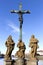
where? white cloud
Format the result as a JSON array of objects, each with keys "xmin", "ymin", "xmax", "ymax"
[
  {"xmin": 8, "ymin": 24, "xmax": 19, "ymax": 33},
  {"xmin": 8, "ymin": 23, "xmax": 25, "ymax": 34}
]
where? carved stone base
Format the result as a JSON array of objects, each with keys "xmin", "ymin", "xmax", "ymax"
[
  {"xmin": 4, "ymin": 60, "xmax": 15, "ymax": 65},
  {"xmin": 15, "ymin": 58, "xmax": 25, "ymax": 65},
  {"xmin": 26, "ymin": 59, "xmax": 38, "ymax": 65}
]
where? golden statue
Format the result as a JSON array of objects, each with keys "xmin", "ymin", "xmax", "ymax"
[
  {"xmin": 29, "ymin": 35, "xmax": 39, "ymax": 60},
  {"xmin": 5, "ymin": 35, "xmax": 15, "ymax": 60},
  {"xmin": 15, "ymin": 41, "xmax": 26, "ymax": 59}
]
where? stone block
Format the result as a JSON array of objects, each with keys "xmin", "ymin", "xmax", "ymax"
[
  {"xmin": 15, "ymin": 59, "xmax": 25, "ymax": 65},
  {"xmin": 26, "ymin": 59, "xmax": 38, "ymax": 65},
  {"xmin": 4, "ymin": 60, "xmax": 15, "ymax": 65}
]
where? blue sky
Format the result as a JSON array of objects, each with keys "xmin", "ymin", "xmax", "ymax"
[{"xmin": 0, "ymin": 0, "xmax": 43, "ymax": 54}]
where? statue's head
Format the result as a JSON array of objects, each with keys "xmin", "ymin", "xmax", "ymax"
[
  {"xmin": 31, "ymin": 35, "xmax": 35, "ymax": 38},
  {"xmin": 6, "ymin": 35, "xmax": 15, "ymax": 47},
  {"xmin": 8, "ymin": 35, "xmax": 12, "ymax": 40}
]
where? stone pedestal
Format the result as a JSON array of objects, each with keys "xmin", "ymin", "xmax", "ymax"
[
  {"xmin": 4, "ymin": 60, "xmax": 15, "ymax": 65},
  {"xmin": 15, "ymin": 58, "xmax": 25, "ymax": 65},
  {"xmin": 26, "ymin": 59, "xmax": 38, "ymax": 65}
]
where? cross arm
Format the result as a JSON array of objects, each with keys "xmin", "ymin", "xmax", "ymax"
[
  {"xmin": 23, "ymin": 10, "xmax": 30, "ymax": 14},
  {"xmin": 10, "ymin": 10, "xmax": 30, "ymax": 14},
  {"xmin": 10, "ymin": 10, "xmax": 19, "ymax": 13}
]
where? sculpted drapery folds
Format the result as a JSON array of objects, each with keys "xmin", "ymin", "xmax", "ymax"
[
  {"xmin": 29, "ymin": 35, "xmax": 39, "ymax": 59},
  {"xmin": 5, "ymin": 35, "xmax": 15, "ymax": 60},
  {"xmin": 15, "ymin": 41, "xmax": 26, "ymax": 59}
]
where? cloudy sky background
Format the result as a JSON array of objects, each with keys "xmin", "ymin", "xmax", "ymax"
[{"xmin": 0, "ymin": 0, "xmax": 43, "ymax": 54}]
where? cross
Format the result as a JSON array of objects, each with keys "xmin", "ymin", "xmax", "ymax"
[{"xmin": 10, "ymin": 3, "xmax": 30, "ymax": 42}]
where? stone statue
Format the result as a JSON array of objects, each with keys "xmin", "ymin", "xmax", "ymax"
[
  {"xmin": 29, "ymin": 35, "xmax": 39, "ymax": 60},
  {"xmin": 15, "ymin": 41, "xmax": 26, "ymax": 59},
  {"xmin": 5, "ymin": 35, "xmax": 15, "ymax": 60}
]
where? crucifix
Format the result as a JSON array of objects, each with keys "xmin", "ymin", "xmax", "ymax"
[{"xmin": 10, "ymin": 3, "xmax": 30, "ymax": 42}]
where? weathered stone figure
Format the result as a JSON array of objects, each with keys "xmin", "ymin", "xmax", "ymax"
[
  {"xmin": 5, "ymin": 35, "xmax": 15, "ymax": 60},
  {"xmin": 29, "ymin": 35, "xmax": 39, "ymax": 60},
  {"xmin": 15, "ymin": 41, "xmax": 26, "ymax": 59}
]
